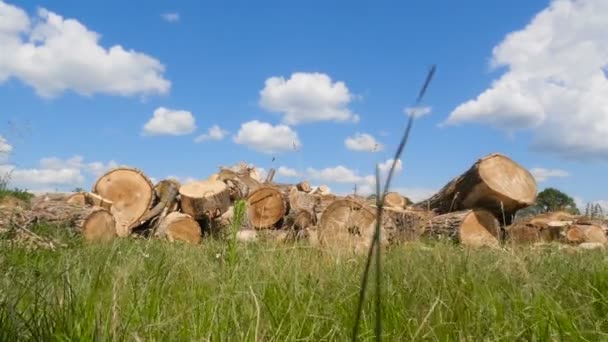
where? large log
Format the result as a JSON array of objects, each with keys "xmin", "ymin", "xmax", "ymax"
[
  {"xmin": 246, "ymin": 186, "xmax": 287, "ymax": 229},
  {"xmin": 179, "ymin": 180, "xmax": 231, "ymax": 220},
  {"xmin": 31, "ymin": 201, "xmax": 116, "ymax": 242},
  {"xmin": 317, "ymin": 198, "xmax": 384, "ymax": 253},
  {"xmin": 421, "ymin": 209, "xmax": 501, "ymax": 247},
  {"xmin": 156, "ymin": 212, "xmax": 201, "ymax": 244},
  {"xmin": 376, "ymin": 206, "xmax": 435, "ymax": 243},
  {"xmin": 92, "ymin": 167, "xmax": 155, "ymax": 237},
  {"xmin": 412, "ymin": 153, "xmax": 537, "ymax": 224}
]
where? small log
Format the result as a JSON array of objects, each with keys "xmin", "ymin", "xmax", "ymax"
[
  {"xmin": 296, "ymin": 181, "xmax": 311, "ymax": 193},
  {"xmin": 317, "ymin": 198, "xmax": 383, "ymax": 253},
  {"xmin": 84, "ymin": 192, "xmax": 113, "ymax": 210},
  {"xmin": 179, "ymin": 180, "xmax": 231, "ymax": 220},
  {"xmin": 92, "ymin": 167, "xmax": 155, "ymax": 237},
  {"xmin": 156, "ymin": 212, "xmax": 201, "ymax": 244},
  {"xmin": 421, "ymin": 209, "xmax": 501, "ymax": 247},
  {"xmin": 265, "ymin": 168, "xmax": 276, "ymax": 183},
  {"xmin": 384, "ymin": 192, "xmax": 406, "ymax": 209},
  {"xmin": 218, "ymin": 168, "xmax": 261, "ymax": 200},
  {"xmin": 566, "ymin": 224, "xmax": 607, "ymax": 244},
  {"xmin": 130, "ymin": 179, "xmax": 180, "ymax": 230},
  {"xmin": 66, "ymin": 192, "xmax": 87, "ymax": 205},
  {"xmin": 283, "ymin": 209, "xmax": 316, "ymax": 231},
  {"xmin": 246, "ymin": 186, "xmax": 287, "ymax": 229},
  {"xmin": 289, "ymin": 188, "xmax": 318, "ymax": 213},
  {"xmin": 29, "ymin": 201, "xmax": 116, "ymax": 242},
  {"xmin": 412, "ymin": 153, "xmax": 537, "ymax": 224}
]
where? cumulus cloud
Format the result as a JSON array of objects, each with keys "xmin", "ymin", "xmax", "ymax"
[
  {"xmin": 143, "ymin": 107, "xmax": 196, "ymax": 136},
  {"xmin": 306, "ymin": 165, "xmax": 374, "ymax": 185},
  {"xmin": 0, "ymin": 135, "xmax": 12, "ymax": 158},
  {"xmin": 0, "ymin": 1, "xmax": 170, "ymax": 98},
  {"xmin": 530, "ymin": 167, "xmax": 569, "ymax": 182},
  {"xmin": 161, "ymin": 12, "xmax": 180, "ymax": 23},
  {"xmin": 442, "ymin": 0, "xmax": 608, "ymax": 160},
  {"xmin": 233, "ymin": 120, "xmax": 300, "ymax": 154},
  {"xmin": 194, "ymin": 125, "xmax": 228, "ymax": 143},
  {"xmin": 344, "ymin": 133, "xmax": 383, "ymax": 152},
  {"xmin": 0, "ymin": 155, "xmax": 117, "ymax": 191},
  {"xmin": 378, "ymin": 158, "xmax": 403, "ymax": 174},
  {"xmin": 259, "ymin": 72, "xmax": 359, "ymax": 125},
  {"xmin": 404, "ymin": 106, "xmax": 432, "ymax": 118},
  {"xmin": 277, "ymin": 166, "xmax": 299, "ymax": 178}
]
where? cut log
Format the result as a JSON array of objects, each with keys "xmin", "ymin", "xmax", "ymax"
[
  {"xmin": 84, "ymin": 192, "xmax": 113, "ymax": 211},
  {"xmin": 566, "ymin": 224, "xmax": 607, "ymax": 244},
  {"xmin": 130, "ymin": 179, "xmax": 180, "ymax": 230},
  {"xmin": 412, "ymin": 153, "xmax": 537, "ymax": 224},
  {"xmin": 66, "ymin": 192, "xmax": 87, "ymax": 205},
  {"xmin": 218, "ymin": 168, "xmax": 261, "ymax": 201},
  {"xmin": 179, "ymin": 180, "xmax": 231, "ymax": 220},
  {"xmin": 376, "ymin": 206, "xmax": 435, "ymax": 243},
  {"xmin": 296, "ymin": 181, "xmax": 312, "ymax": 193},
  {"xmin": 421, "ymin": 209, "xmax": 501, "ymax": 247},
  {"xmin": 156, "ymin": 212, "xmax": 201, "ymax": 244},
  {"xmin": 289, "ymin": 188, "xmax": 318, "ymax": 213},
  {"xmin": 92, "ymin": 167, "xmax": 155, "ymax": 237},
  {"xmin": 384, "ymin": 192, "xmax": 407, "ymax": 209},
  {"xmin": 28, "ymin": 201, "xmax": 116, "ymax": 242},
  {"xmin": 284, "ymin": 209, "xmax": 316, "ymax": 231},
  {"xmin": 317, "ymin": 199, "xmax": 382, "ymax": 253},
  {"xmin": 506, "ymin": 220, "xmax": 562, "ymax": 244},
  {"xmin": 246, "ymin": 186, "xmax": 287, "ymax": 229}
]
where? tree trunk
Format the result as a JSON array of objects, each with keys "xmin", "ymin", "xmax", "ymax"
[
  {"xmin": 376, "ymin": 206, "xmax": 435, "ymax": 243},
  {"xmin": 317, "ymin": 198, "xmax": 383, "ymax": 253},
  {"xmin": 246, "ymin": 186, "xmax": 287, "ymax": 229},
  {"xmin": 421, "ymin": 209, "xmax": 501, "ymax": 247},
  {"xmin": 179, "ymin": 180, "xmax": 232, "ymax": 220},
  {"xmin": 156, "ymin": 212, "xmax": 202, "ymax": 244},
  {"xmin": 92, "ymin": 167, "xmax": 155, "ymax": 237},
  {"xmin": 412, "ymin": 153, "xmax": 537, "ymax": 224}
]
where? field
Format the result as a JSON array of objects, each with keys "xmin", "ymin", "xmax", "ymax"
[{"xmin": 2, "ymin": 223, "xmax": 608, "ymax": 341}]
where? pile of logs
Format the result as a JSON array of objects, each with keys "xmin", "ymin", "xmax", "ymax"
[{"xmin": 2, "ymin": 153, "xmax": 606, "ymax": 251}]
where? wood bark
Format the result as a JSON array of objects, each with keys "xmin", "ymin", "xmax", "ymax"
[
  {"xmin": 129, "ymin": 179, "xmax": 180, "ymax": 230},
  {"xmin": 179, "ymin": 180, "xmax": 232, "ymax": 220},
  {"xmin": 375, "ymin": 206, "xmax": 435, "ymax": 243},
  {"xmin": 92, "ymin": 167, "xmax": 155, "ymax": 237},
  {"xmin": 218, "ymin": 168, "xmax": 261, "ymax": 201},
  {"xmin": 421, "ymin": 209, "xmax": 501, "ymax": 247},
  {"xmin": 156, "ymin": 212, "xmax": 202, "ymax": 244},
  {"xmin": 412, "ymin": 153, "xmax": 537, "ymax": 224},
  {"xmin": 297, "ymin": 181, "xmax": 312, "ymax": 193}
]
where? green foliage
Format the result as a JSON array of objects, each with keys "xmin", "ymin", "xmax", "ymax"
[
  {"xmin": 0, "ymin": 173, "xmax": 34, "ymax": 202},
  {"xmin": 1, "ymin": 232, "xmax": 608, "ymax": 340},
  {"xmin": 534, "ymin": 187, "xmax": 580, "ymax": 214},
  {"xmin": 225, "ymin": 199, "xmax": 246, "ymax": 268}
]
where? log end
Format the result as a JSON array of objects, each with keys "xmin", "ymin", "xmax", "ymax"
[
  {"xmin": 82, "ymin": 209, "xmax": 117, "ymax": 243},
  {"xmin": 459, "ymin": 210, "xmax": 501, "ymax": 248}
]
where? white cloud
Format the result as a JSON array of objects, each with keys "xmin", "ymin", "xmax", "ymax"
[
  {"xmin": 404, "ymin": 106, "xmax": 432, "ymax": 118},
  {"xmin": 530, "ymin": 167, "xmax": 569, "ymax": 182},
  {"xmin": 442, "ymin": 0, "xmax": 608, "ymax": 160},
  {"xmin": 161, "ymin": 12, "xmax": 180, "ymax": 23},
  {"xmin": 0, "ymin": 135, "xmax": 12, "ymax": 157},
  {"xmin": 142, "ymin": 107, "xmax": 196, "ymax": 136},
  {"xmin": 194, "ymin": 125, "xmax": 228, "ymax": 143},
  {"xmin": 391, "ymin": 187, "xmax": 437, "ymax": 203},
  {"xmin": 344, "ymin": 133, "xmax": 383, "ymax": 152},
  {"xmin": 0, "ymin": 1, "xmax": 170, "ymax": 98},
  {"xmin": 277, "ymin": 166, "xmax": 299, "ymax": 178},
  {"xmin": 307, "ymin": 165, "xmax": 373, "ymax": 185},
  {"xmin": 233, "ymin": 120, "xmax": 300, "ymax": 154},
  {"xmin": 259, "ymin": 72, "xmax": 359, "ymax": 125},
  {"xmin": 378, "ymin": 158, "xmax": 403, "ymax": 174}
]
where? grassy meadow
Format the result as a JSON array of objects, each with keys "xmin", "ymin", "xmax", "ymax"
[{"xmin": 1, "ymin": 222, "xmax": 608, "ymax": 341}]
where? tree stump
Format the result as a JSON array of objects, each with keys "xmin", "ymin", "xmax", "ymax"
[
  {"xmin": 246, "ymin": 186, "xmax": 287, "ymax": 229},
  {"xmin": 421, "ymin": 209, "xmax": 501, "ymax": 247},
  {"xmin": 156, "ymin": 212, "xmax": 202, "ymax": 244},
  {"xmin": 92, "ymin": 167, "xmax": 155, "ymax": 237},
  {"xmin": 179, "ymin": 180, "xmax": 231, "ymax": 220},
  {"xmin": 412, "ymin": 153, "xmax": 537, "ymax": 224}
]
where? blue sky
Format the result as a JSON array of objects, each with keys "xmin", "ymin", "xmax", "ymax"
[{"xmin": 0, "ymin": 0, "xmax": 607, "ymax": 209}]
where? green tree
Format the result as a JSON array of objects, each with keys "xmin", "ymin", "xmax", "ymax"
[{"xmin": 534, "ymin": 187, "xmax": 580, "ymax": 214}]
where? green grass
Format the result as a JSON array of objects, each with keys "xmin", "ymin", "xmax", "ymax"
[{"xmin": 1, "ymin": 224, "xmax": 608, "ymax": 341}]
